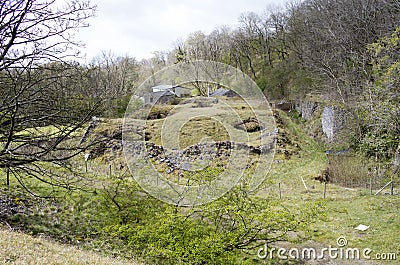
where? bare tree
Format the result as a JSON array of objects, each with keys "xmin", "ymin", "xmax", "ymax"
[
  {"xmin": 287, "ymin": 0, "xmax": 400, "ymax": 102},
  {"xmin": 88, "ymin": 51, "xmax": 139, "ymax": 116},
  {"xmin": 0, "ymin": 0, "xmax": 96, "ymax": 193}
]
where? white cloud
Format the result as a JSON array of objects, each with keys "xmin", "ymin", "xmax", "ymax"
[{"xmin": 76, "ymin": 0, "xmax": 288, "ymax": 61}]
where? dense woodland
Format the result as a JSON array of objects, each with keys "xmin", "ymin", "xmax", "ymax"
[{"xmin": 0, "ymin": 0, "xmax": 400, "ymax": 264}]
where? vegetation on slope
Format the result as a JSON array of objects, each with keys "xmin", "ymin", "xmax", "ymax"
[
  {"xmin": 1, "ymin": 108, "xmax": 398, "ymax": 264},
  {"xmin": 1, "ymin": 0, "xmax": 399, "ymax": 264},
  {"xmin": 0, "ymin": 229, "xmax": 137, "ymax": 265}
]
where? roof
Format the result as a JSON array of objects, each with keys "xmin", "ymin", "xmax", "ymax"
[
  {"xmin": 151, "ymin": 90, "xmax": 175, "ymax": 97},
  {"xmin": 152, "ymin": 84, "xmax": 173, "ymax": 92},
  {"xmin": 174, "ymin": 86, "xmax": 190, "ymax": 91},
  {"xmin": 210, "ymin": 88, "xmax": 229, "ymax": 97}
]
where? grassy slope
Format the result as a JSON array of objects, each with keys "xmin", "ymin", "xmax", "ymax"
[
  {"xmin": 0, "ymin": 106, "xmax": 398, "ymax": 264},
  {"xmin": 0, "ymin": 228, "xmax": 139, "ymax": 265},
  {"xmin": 259, "ymin": 110, "xmax": 400, "ymax": 264}
]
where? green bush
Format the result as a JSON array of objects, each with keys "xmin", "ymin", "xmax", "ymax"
[{"xmin": 97, "ymin": 180, "xmax": 324, "ymax": 265}]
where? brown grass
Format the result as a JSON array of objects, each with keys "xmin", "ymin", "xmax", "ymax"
[
  {"xmin": 327, "ymin": 153, "xmax": 371, "ymax": 188},
  {"xmin": 0, "ymin": 228, "xmax": 140, "ymax": 265}
]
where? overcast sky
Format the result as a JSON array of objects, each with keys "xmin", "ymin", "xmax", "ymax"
[{"xmin": 76, "ymin": 0, "xmax": 288, "ymax": 61}]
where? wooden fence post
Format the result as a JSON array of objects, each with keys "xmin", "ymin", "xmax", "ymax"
[
  {"xmin": 6, "ymin": 167, "xmax": 10, "ymax": 187},
  {"xmin": 278, "ymin": 183, "xmax": 282, "ymax": 199},
  {"xmin": 369, "ymin": 177, "xmax": 372, "ymax": 195},
  {"xmin": 391, "ymin": 175, "xmax": 394, "ymax": 195},
  {"xmin": 84, "ymin": 153, "xmax": 90, "ymax": 173}
]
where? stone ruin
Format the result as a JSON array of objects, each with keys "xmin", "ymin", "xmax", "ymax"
[
  {"xmin": 295, "ymin": 100, "xmax": 320, "ymax": 120},
  {"xmin": 294, "ymin": 100, "xmax": 348, "ymax": 142},
  {"xmin": 124, "ymin": 140, "xmax": 274, "ymax": 174},
  {"xmin": 321, "ymin": 106, "xmax": 347, "ymax": 142}
]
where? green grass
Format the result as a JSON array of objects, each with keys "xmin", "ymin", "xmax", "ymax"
[
  {"xmin": 177, "ymin": 116, "xmax": 229, "ymax": 148},
  {"xmin": 129, "ymin": 98, "xmax": 275, "ymax": 148},
  {"xmin": 257, "ymin": 109, "xmax": 400, "ymax": 264},
  {"xmin": 313, "ymin": 196, "xmax": 400, "ymax": 257},
  {"xmin": 1, "ymin": 102, "xmax": 399, "ymax": 264},
  {"xmin": 15, "ymin": 124, "xmax": 85, "ymax": 138}
]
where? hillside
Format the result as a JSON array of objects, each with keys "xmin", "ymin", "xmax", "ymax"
[
  {"xmin": 258, "ymin": 109, "xmax": 400, "ymax": 264},
  {"xmin": 0, "ymin": 229, "xmax": 138, "ymax": 265},
  {"xmin": 0, "ymin": 105, "xmax": 398, "ymax": 264},
  {"xmin": 1, "ymin": 0, "xmax": 399, "ymax": 264}
]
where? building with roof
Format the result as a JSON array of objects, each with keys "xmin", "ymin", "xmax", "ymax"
[
  {"xmin": 210, "ymin": 88, "xmax": 239, "ymax": 98},
  {"xmin": 152, "ymin": 84, "xmax": 173, "ymax": 93},
  {"xmin": 144, "ymin": 90, "xmax": 176, "ymax": 105},
  {"xmin": 143, "ymin": 84, "xmax": 192, "ymax": 105}
]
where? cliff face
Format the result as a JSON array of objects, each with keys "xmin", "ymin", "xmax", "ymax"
[
  {"xmin": 294, "ymin": 100, "xmax": 348, "ymax": 142},
  {"xmin": 321, "ymin": 106, "xmax": 347, "ymax": 142},
  {"xmin": 295, "ymin": 101, "xmax": 320, "ymax": 120}
]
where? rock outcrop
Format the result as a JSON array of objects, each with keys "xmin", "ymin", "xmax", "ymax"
[{"xmin": 321, "ymin": 106, "xmax": 347, "ymax": 141}]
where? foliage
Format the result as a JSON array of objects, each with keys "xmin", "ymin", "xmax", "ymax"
[
  {"xmin": 286, "ymin": 0, "xmax": 400, "ymax": 101},
  {"xmin": 100, "ymin": 184, "xmax": 324, "ymax": 265},
  {"xmin": 1, "ymin": 165, "xmax": 323, "ymax": 264},
  {"xmin": 2, "ymin": 1, "xmax": 400, "ymax": 264},
  {"xmin": 356, "ymin": 28, "xmax": 400, "ymax": 160},
  {"xmin": 260, "ymin": 57, "xmax": 315, "ymax": 99}
]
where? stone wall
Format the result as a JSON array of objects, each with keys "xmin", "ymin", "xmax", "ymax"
[
  {"xmin": 295, "ymin": 100, "xmax": 348, "ymax": 141},
  {"xmin": 295, "ymin": 100, "xmax": 320, "ymax": 120}
]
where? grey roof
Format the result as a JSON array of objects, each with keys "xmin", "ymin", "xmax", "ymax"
[
  {"xmin": 210, "ymin": 88, "xmax": 229, "ymax": 97},
  {"xmin": 152, "ymin": 90, "xmax": 175, "ymax": 97},
  {"xmin": 152, "ymin": 84, "xmax": 173, "ymax": 92}
]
